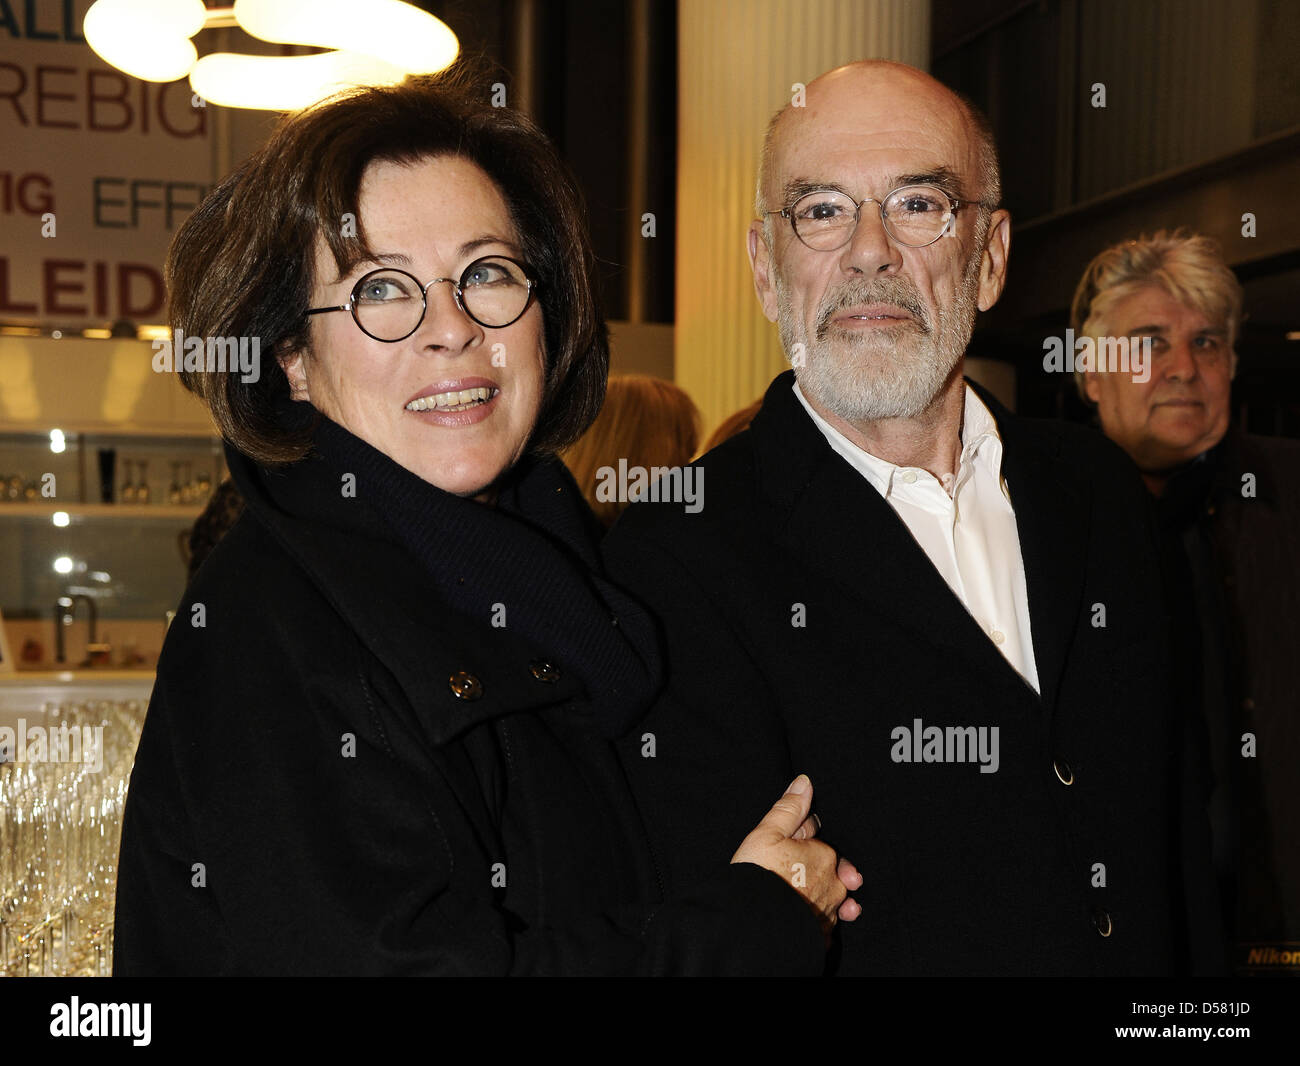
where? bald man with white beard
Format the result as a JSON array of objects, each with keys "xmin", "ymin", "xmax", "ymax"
[{"xmin": 606, "ymin": 60, "xmax": 1215, "ymax": 976}]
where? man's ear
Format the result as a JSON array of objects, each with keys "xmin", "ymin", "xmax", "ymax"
[
  {"xmin": 280, "ymin": 347, "xmax": 311, "ymax": 403},
  {"xmin": 976, "ymin": 208, "xmax": 1012, "ymax": 312},
  {"xmin": 747, "ymin": 221, "xmax": 780, "ymax": 323}
]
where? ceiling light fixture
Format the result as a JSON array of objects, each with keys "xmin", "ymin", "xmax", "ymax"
[{"xmin": 83, "ymin": 0, "xmax": 459, "ymax": 111}]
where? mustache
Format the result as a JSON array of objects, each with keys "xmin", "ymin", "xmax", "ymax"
[{"xmin": 814, "ymin": 279, "xmax": 930, "ymax": 340}]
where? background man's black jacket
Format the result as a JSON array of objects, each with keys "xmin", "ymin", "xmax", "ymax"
[
  {"xmin": 1158, "ymin": 429, "xmax": 1300, "ymax": 972},
  {"xmin": 112, "ymin": 418, "xmax": 822, "ymax": 976},
  {"xmin": 605, "ymin": 370, "xmax": 1214, "ymax": 976}
]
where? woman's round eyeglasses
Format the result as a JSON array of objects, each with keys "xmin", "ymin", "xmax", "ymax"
[
  {"xmin": 766, "ymin": 184, "xmax": 994, "ymax": 251},
  {"xmin": 306, "ymin": 255, "xmax": 539, "ymax": 341}
]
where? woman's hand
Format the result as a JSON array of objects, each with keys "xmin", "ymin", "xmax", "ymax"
[{"xmin": 730, "ymin": 774, "xmax": 863, "ymax": 939}]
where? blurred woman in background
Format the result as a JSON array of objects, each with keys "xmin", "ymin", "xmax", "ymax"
[{"xmin": 562, "ymin": 374, "xmax": 701, "ymax": 528}]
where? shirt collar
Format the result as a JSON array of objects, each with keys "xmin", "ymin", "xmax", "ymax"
[
  {"xmin": 792, "ymin": 379, "xmax": 1007, "ymax": 498},
  {"xmin": 960, "ymin": 385, "xmax": 1004, "ymax": 482}
]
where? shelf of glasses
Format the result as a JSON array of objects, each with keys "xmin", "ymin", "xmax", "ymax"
[
  {"xmin": 1, "ymin": 698, "xmax": 144, "ymax": 977},
  {"xmin": 0, "ymin": 502, "xmax": 205, "ymax": 520}
]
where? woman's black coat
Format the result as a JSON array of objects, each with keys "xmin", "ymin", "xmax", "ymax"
[{"xmin": 112, "ymin": 419, "xmax": 821, "ymax": 975}]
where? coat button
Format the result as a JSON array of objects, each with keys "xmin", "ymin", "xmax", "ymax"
[
  {"xmin": 1092, "ymin": 907, "xmax": 1112, "ymax": 937},
  {"xmin": 448, "ymin": 671, "xmax": 482, "ymax": 700},
  {"xmin": 1054, "ymin": 759, "xmax": 1074, "ymax": 786},
  {"xmin": 530, "ymin": 661, "xmax": 560, "ymax": 683}
]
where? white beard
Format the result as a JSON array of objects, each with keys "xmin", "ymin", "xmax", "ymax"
[{"xmin": 777, "ymin": 250, "xmax": 982, "ymax": 423}]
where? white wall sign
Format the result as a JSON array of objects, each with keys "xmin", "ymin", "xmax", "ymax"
[{"xmin": 0, "ymin": 0, "xmax": 214, "ymax": 326}]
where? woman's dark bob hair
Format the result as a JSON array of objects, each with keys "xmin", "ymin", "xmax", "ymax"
[{"xmin": 169, "ymin": 62, "xmax": 608, "ymax": 465}]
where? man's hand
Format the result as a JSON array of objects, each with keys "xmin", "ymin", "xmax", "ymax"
[{"xmin": 731, "ymin": 774, "xmax": 862, "ymax": 937}]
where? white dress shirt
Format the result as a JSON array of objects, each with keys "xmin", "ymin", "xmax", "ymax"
[{"xmin": 793, "ymin": 381, "xmax": 1039, "ymax": 692}]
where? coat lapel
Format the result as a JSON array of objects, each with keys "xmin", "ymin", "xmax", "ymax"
[
  {"xmin": 981, "ymin": 386, "xmax": 1092, "ymax": 718},
  {"xmin": 752, "ymin": 371, "xmax": 1093, "ymax": 714},
  {"xmin": 753, "ymin": 371, "xmax": 1031, "ymax": 696}
]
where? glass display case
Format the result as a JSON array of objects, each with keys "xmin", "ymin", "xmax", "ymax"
[{"xmin": 0, "ymin": 430, "xmax": 224, "ymax": 672}]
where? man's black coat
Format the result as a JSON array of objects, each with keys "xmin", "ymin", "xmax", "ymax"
[{"xmin": 605, "ymin": 370, "xmax": 1208, "ymax": 976}]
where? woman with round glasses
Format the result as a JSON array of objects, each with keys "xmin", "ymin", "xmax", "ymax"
[{"xmin": 112, "ymin": 66, "xmax": 857, "ymax": 975}]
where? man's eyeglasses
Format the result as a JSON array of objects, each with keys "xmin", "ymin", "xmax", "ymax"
[
  {"xmin": 306, "ymin": 255, "xmax": 539, "ymax": 341},
  {"xmin": 766, "ymin": 185, "xmax": 995, "ymax": 251}
]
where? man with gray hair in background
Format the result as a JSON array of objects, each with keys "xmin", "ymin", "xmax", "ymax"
[
  {"xmin": 1074, "ymin": 231, "xmax": 1300, "ymax": 976},
  {"xmin": 606, "ymin": 59, "xmax": 1214, "ymax": 975}
]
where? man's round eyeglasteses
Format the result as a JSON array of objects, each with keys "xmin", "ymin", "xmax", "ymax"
[
  {"xmin": 766, "ymin": 184, "xmax": 996, "ymax": 251},
  {"xmin": 306, "ymin": 255, "xmax": 539, "ymax": 341}
]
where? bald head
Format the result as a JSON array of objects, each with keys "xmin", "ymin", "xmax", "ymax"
[{"xmin": 755, "ymin": 60, "xmax": 1000, "ymax": 221}]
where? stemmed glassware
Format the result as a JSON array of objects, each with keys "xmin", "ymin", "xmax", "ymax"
[{"xmin": 0, "ymin": 699, "xmax": 146, "ymax": 976}]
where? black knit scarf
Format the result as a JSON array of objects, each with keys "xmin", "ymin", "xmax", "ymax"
[{"xmin": 301, "ymin": 416, "xmax": 664, "ymax": 737}]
